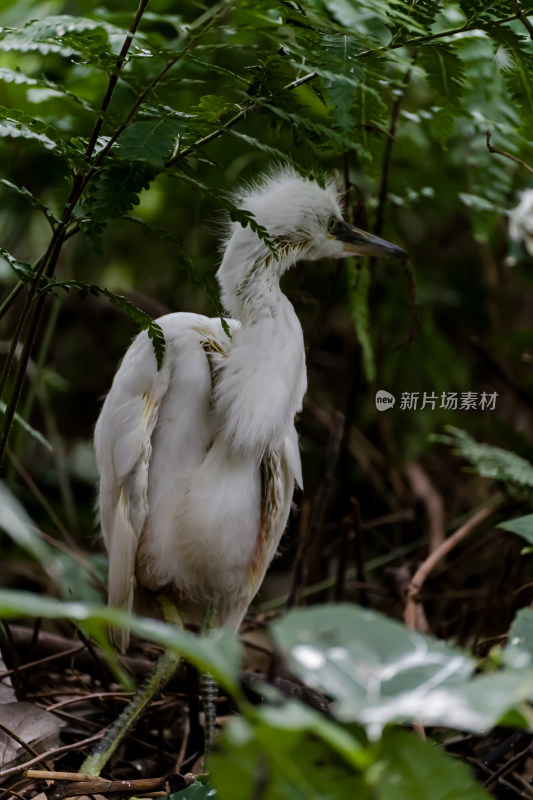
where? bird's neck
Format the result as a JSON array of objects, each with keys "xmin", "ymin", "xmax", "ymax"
[
  {"xmin": 214, "ymin": 243, "xmax": 307, "ymax": 456},
  {"xmin": 217, "ymin": 240, "xmax": 301, "ymax": 324}
]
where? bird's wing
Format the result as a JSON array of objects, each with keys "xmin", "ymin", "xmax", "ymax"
[{"xmin": 95, "ymin": 327, "xmax": 172, "ymax": 651}]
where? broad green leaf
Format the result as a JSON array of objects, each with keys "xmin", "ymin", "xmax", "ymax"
[
  {"xmin": 271, "ymin": 604, "xmax": 533, "ymax": 734},
  {"xmin": 372, "ymin": 728, "xmax": 491, "ymax": 800},
  {"xmin": 504, "ymin": 607, "xmax": 533, "ymax": 669},
  {"xmin": 272, "ymin": 604, "xmax": 475, "ymax": 735},
  {"xmin": 0, "ymin": 400, "xmax": 53, "ymax": 452},
  {"xmin": 498, "ymin": 514, "xmax": 533, "ymax": 544},
  {"xmin": 0, "ymin": 590, "xmax": 242, "ymax": 695},
  {"xmin": 211, "ymin": 713, "xmax": 370, "ymax": 800},
  {"xmin": 170, "ymin": 783, "xmax": 218, "ymax": 800}
]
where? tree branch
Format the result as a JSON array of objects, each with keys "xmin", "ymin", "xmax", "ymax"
[
  {"xmin": 404, "ymin": 497, "xmax": 505, "ymax": 632},
  {"xmin": 509, "ymin": 0, "xmax": 533, "ymax": 39},
  {"xmin": 486, "ymin": 131, "xmax": 533, "ymax": 177}
]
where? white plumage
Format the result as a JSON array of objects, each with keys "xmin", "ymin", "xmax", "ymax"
[{"xmin": 94, "ymin": 167, "xmax": 407, "ymax": 652}]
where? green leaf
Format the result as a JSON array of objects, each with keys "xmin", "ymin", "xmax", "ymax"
[
  {"xmin": 435, "ymin": 426, "xmax": 533, "ymax": 489},
  {"xmin": 186, "ymin": 55, "xmax": 249, "ymax": 86},
  {"xmin": 83, "ymin": 162, "xmax": 156, "ymax": 239},
  {"xmin": 0, "ymin": 116, "xmax": 56, "ymax": 150},
  {"xmin": 487, "ymin": 25, "xmax": 533, "ymax": 129},
  {"xmin": 0, "ymin": 179, "xmax": 59, "ymax": 227},
  {"xmin": 0, "ymin": 481, "xmax": 56, "ymax": 570},
  {"xmin": 458, "ymin": 0, "xmax": 519, "ymax": 22},
  {"xmin": 419, "ymin": 43, "xmax": 465, "ymax": 107},
  {"xmin": 258, "ymin": 101, "xmax": 370, "ymax": 160},
  {"xmin": 41, "ymin": 280, "xmax": 166, "ymax": 370},
  {"xmin": 272, "ymin": 604, "xmax": 476, "ymax": 734},
  {"xmin": 498, "ymin": 514, "xmax": 533, "ymax": 543},
  {"xmin": 0, "ymin": 15, "xmax": 145, "ymax": 61},
  {"xmin": 503, "ymin": 608, "xmax": 533, "ymax": 672},
  {"xmin": 211, "ymin": 712, "xmax": 370, "ymax": 800},
  {"xmin": 0, "ymin": 401, "xmax": 53, "ymax": 452},
  {"xmin": 401, "ymin": 0, "xmax": 440, "ymax": 28},
  {"xmin": 0, "ymin": 104, "xmax": 77, "ymax": 156},
  {"xmin": 0, "ymin": 67, "xmax": 96, "ymax": 114},
  {"xmin": 0, "ymin": 247, "xmax": 44, "ymax": 287},
  {"xmin": 226, "ymin": 128, "xmax": 291, "ymax": 163},
  {"xmin": 373, "ymin": 728, "xmax": 492, "ymax": 800},
  {"xmin": 432, "ymin": 103, "xmax": 457, "ymax": 146},
  {"xmin": 170, "ymin": 783, "xmax": 218, "ymax": 800},
  {"xmin": 0, "ymin": 590, "xmax": 242, "ymax": 696},
  {"xmin": 229, "ymin": 208, "xmax": 278, "ymax": 255},
  {"xmin": 117, "ymin": 119, "xmax": 186, "ymax": 166}
]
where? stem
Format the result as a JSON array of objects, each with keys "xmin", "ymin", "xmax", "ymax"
[
  {"xmin": 375, "ymin": 59, "xmax": 415, "ymax": 236},
  {"xmin": 84, "ymin": 0, "xmax": 151, "ymax": 161},
  {"xmin": 94, "ymin": 0, "xmax": 237, "ymax": 171},
  {"xmin": 167, "ymin": 70, "xmax": 319, "ymax": 166},
  {"xmin": 404, "ymin": 497, "xmax": 505, "ymax": 631},
  {"xmin": 486, "ymin": 130, "xmax": 533, "ymax": 176},
  {"xmin": 0, "ymin": 1, "xmax": 151, "ymax": 462},
  {"xmin": 509, "ymin": 0, "xmax": 533, "ymax": 39}
]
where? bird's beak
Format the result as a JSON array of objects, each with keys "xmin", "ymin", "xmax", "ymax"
[{"xmin": 331, "ymin": 220, "xmax": 408, "ymax": 260}]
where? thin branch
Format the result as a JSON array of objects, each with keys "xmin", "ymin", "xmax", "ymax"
[
  {"xmin": 509, "ymin": 0, "xmax": 533, "ymax": 39},
  {"xmin": 375, "ymin": 58, "xmax": 416, "ymax": 236},
  {"xmin": 486, "ymin": 130, "xmax": 533, "ymax": 177},
  {"xmin": 0, "ymin": 0, "xmax": 152, "ymax": 461},
  {"xmin": 167, "ymin": 70, "xmax": 318, "ymax": 166},
  {"xmin": 84, "ymin": 0, "xmax": 151, "ymax": 161},
  {"xmin": 0, "ymin": 719, "xmax": 46, "ymax": 765},
  {"xmin": 404, "ymin": 497, "xmax": 506, "ymax": 631},
  {"xmin": 95, "ymin": 0, "xmax": 237, "ymax": 170},
  {"xmin": 0, "ymin": 731, "xmax": 105, "ymax": 779}
]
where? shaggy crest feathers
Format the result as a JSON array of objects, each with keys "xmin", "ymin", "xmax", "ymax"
[
  {"xmin": 216, "ymin": 166, "xmax": 345, "ymax": 317},
  {"xmin": 221, "ymin": 164, "xmax": 343, "ymax": 247}
]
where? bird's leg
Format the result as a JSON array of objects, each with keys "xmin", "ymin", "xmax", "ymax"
[
  {"xmin": 80, "ymin": 597, "xmax": 184, "ymax": 777},
  {"xmin": 199, "ymin": 600, "xmax": 219, "ymax": 765}
]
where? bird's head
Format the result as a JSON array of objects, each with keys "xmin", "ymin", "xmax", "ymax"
[{"xmin": 217, "ymin": 167, "xmax": 407, "ymax": 315}]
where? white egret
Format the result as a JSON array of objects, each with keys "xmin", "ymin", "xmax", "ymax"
[{"xmin": 81, "ymin": 167, "xmax": 407, "ymax": 776}]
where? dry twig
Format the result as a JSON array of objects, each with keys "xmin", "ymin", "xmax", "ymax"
[{"xmin": 404, "ymin": 498, "xmax": 505, "ymax": 631}]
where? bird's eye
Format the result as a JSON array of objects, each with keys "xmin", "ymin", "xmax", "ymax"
[{"xmin": 328, "ymin": 217, "xmax": 338, "ymax": 233}]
